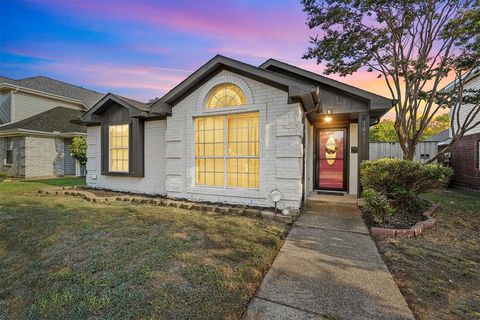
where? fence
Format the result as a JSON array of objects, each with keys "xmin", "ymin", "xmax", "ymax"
[{"xmin": 369, "ymin": 142, "xmax": 438, "ymax": 162}]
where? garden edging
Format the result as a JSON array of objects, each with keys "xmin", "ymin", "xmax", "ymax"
[
  {"xmin": 38, "ymin": 186, "xmax": 299, "ymax": 225},
  {"xmin": 370, "ymin": 204, "xmax": 440, "ymax": 238}
]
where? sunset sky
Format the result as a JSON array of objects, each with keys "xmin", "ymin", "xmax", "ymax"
[{"xmin": 1, "ymin": 0, "xmax": 454, "ymax": 118}]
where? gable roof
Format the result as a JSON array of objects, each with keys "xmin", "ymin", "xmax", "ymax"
[
  {"xmin": 0, "ymin": 106, "xmax": 86, "ymax": 135},
  {"xmin": 149, "ymin": 55, "xmax": 319, "ymax": 114},
  {"xmin": 0, "ymin": 75, "xmax": 104, "ymax": 108},
  {"xmin": 259, "ymin": 59, "xmax": 394, "ymax": 110},
  {"xmin": 79, "ymin": 93, "xmax": 160, "ymax": 124}
]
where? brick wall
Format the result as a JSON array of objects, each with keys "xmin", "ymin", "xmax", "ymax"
[
  {"xmin": 24, "ymin": 136, "xmax": 64, "ymax": 178},
  {"xmin": 450, "ymin": 132, "xmax": 480, "ymax": 190},
  {"xmin": 165, "ymin": 70, "xmax": 304, "ymax": 210},
  {"xmin": 86, "ymin": 120, "xmax": 167, "ymax": 195},
  {"xmin": 0, "ymin": 136, "xmax": 25, "ymax": 177}
]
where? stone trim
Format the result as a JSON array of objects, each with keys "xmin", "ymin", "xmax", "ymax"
[
  {"xmin": 38, "ymin": 186, "xmax": 300, "ymax": 225},
  {"xmin": 370, "ymin": 204, "xmax": 440, "ymax": 238}
]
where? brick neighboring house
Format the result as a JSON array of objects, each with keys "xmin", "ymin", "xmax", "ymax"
[
  {"xmin": 0, "ymin": 76, "xmax": 104, "ymax": 178},
  {"xmin": 444, "ymin": 68, "xmax": 480, "ymax": 190}
]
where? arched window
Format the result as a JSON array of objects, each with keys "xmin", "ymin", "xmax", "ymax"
[{"xmin": 206, "ymin": 83, "xmax": 246, "ymax": 109}]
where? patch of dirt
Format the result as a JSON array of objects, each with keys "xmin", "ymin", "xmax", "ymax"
[
  {"xmin": 374, "ymin": 189, "xmax": 480, "ymax": 320},
  {"xmin": 362, "ymin": 208, "xmax": 426, "ymax": 229}
]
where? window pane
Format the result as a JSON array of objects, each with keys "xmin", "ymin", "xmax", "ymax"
[
  {"xmin": 214, "ymin": 143, "xmax": 223, "ymax": 156},
  {"xmin": 227, "ymin": 173, "xmax": 237, "ymax": 187},
  {"xmin": 205, "ymin": 143, "xmax": 214, "ymax": 156},
  {"xmin": 205, "ymin": 130, "xmax": 214, "ymax": 143},
  {"xmin": 238, "ymin": 174, "xmax": 249, "ymax": 188},
  {"xmin": 214, "ymin": 159, "xmax": 224, "ymax": 173},
  {"xmin": 206, "ymin": 83, "xmax": 246, "ymax": 109},
  {"xmin": 109, "ymin": 124, "xmax": 129, "ymax": 172},
  {"xmin": 214, "ymin": 172, "xmax": 224, "ymax": 186},
  {"xmin": 6, "ymin": 150, "xmax": 13, "ymax": 165},
  {"xmin": 205, "ymin": 172, "xmax": 214, "ymax": 186}
]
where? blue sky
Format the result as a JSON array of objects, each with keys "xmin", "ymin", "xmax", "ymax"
[{"xmin": 1, "ymin": 0, "xmax": 389, "ymax": 101}]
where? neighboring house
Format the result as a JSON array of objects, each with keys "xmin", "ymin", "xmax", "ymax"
[
  {"xmin": 0, "ymin": 76, "xmax": 104, "ymax": 177},
  {"xmin": 80, "ymin": 55, "xmax": 393, "ymax": 210},
  {"xmin": 444, "ymin": 68, "xmax": 480, "ymax": 190},
  {"xmin": 425, "ymin": 129, "xmax": 450, "ymax": 147}
]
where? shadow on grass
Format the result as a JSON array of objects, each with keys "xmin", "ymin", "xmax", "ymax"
[{"xmin": 24, "ymin": 177, "xmax": 86, "ymax": 187}]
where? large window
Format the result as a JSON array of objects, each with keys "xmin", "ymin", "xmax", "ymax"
[
  {"xmin": 109, "ymin": 124, "xmax": 129, "ymax": 173},
  {"xmin": 195, "ymin": 113, "xmax": 259, "ymax": 189},
  {"xmin": 4, "ymin": 138, "xmax": 13, "ymax": 165},
  {"xmin": 206, "ymin": 83, "xmax": 246, "ymax": 109}
]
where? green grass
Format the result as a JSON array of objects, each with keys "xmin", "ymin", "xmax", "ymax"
[
  {"xmin": 375, "ymin": 188, "xmax": 480, "ymax": 320},
  {"xmin": 0, "ymin": 178, "xmax": 286, "ymax": 319}
]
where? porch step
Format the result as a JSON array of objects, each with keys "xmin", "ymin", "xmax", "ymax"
[{"xmin": 305, "ymin": 192, "xmax": 358, "ymax": 207}]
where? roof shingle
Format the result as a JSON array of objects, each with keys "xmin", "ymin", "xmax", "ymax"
[
  {"xmin": 0, "ymin": 107, "xmax": 86, "ymax": 134},
  {"xmin": 0, "ymin": 75, "xmax": 104, "ymax": 108}
]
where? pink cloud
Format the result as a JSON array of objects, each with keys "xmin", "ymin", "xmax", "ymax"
[{"xmin": 32, "ymin": 0, "xmax": 313, "ymax": 44}]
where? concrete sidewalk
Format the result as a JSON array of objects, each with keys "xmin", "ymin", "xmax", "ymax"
[{"xmin": 243, "ymin": 202, "xmax": 414, "ymax": 320}]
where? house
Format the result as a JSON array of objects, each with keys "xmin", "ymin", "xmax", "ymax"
[
  {"xmin": 0, "ymin": 76, "xmax": 104, "ymax": 178},
  {"xmin": 444, "ymin": 68, "xmax": 480, "ymax": 190},
  {"xmin": 80, "ymin": 55, "xmax": 393, "ymax": 210}
]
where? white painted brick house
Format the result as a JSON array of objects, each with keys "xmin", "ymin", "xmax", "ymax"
[{"xmin": 81, "ymin": 55, "xmax": 393, "ymax": 210}]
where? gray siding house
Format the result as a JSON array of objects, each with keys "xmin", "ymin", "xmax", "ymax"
[
  {"xmin": 81, "ymin": 55, "xmax": 393, "ymax": 210},
  {"xmin": 0, "ymin": 76, "xmax": 104, "ymax": 177}
]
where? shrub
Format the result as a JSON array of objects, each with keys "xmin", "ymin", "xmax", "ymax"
[
  {"xmin": 360, "ymin": 159, "xmax": 453, "ymax": 220},
  {"xmin": 362, "ymin": 188, "xmax": 395, "ymax": 222},
  {"xmin": 69, "ymin": 136, "xmax": 87, "ymax": 166},
  {"xmin": 0, "ymin": 172, "xmax": 8, "ymax": 182}
]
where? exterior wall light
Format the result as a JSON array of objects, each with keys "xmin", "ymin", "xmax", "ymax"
[{"xmin": 324, "ymin": 115, "xmax": 333, "ymax": 123}]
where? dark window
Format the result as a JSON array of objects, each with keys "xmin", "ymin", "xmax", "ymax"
[{"xmin": 4, "ymin": 138, "xmax": 13, "ymax": 165}]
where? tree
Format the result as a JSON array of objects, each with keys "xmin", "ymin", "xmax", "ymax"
[
  {"xmin": 421, "ymin": 113, "xmax": 450, "ymax": 140},
  {"xmin": 69, "ymin": 136, "xmax": 87, "ymax": 166},
  {"xmin": 370, "ymin": 120, "xmax": 398, "ymax": 142},
  {"xmin": 302, "ymin": 0, "xmax": 480, "ymax": 160}
]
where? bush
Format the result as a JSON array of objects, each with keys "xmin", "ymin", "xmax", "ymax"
[
  {"xmin": 363, "ymin": 188, "xmax": 395, "ymax": 222},
  {"xmin": 360, "ymin": 159, "xmax": 453, "ymax": 221},
  {"xmin": 0, "ymin": 172, "xmax": 8, "ymax": 182},
  {"xmin": 69, "ymin": 136, "xmax": 87, "ymax": 166}
]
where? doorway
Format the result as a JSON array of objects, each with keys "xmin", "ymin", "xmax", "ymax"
[{"xmin": 315, "ymin": 128, "xmax": 347, "ymax": 191}]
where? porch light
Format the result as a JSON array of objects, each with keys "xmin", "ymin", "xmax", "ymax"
[{"xmin": 324, "ymin": 115, "xmax": 333, "ymax": 123}]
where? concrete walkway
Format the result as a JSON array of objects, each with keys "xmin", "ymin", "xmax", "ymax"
[{"xmin": 243, "ymin": 201, "xmax": 414, "ymax": 320}]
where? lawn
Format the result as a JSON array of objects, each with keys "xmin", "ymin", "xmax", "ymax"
[
  {"xmin": 0, "ymin": 178, "xmax": 287, "ymax": 319},
  {"xmin": 375, "ymin": 188, "xmax": 480, "ymax": 320}
]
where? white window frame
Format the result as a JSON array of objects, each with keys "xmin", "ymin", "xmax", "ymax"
[
  {"xmin": 108, "ymin": 124, "xmax": 129, "ymax": 173},
  {"xmin": 195, "ymin": 112, "xmax": 259, "ymax": 190}
]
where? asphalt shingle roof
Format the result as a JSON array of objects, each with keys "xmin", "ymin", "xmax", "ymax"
[
  {"xmin": 0, "ymin": 107, "xmax": 86, "ymax": 134},
  {"xmin": 425, "ymin": 129, "xmax": 449, "ymax": 142},
  {"xmin": 0, "ymin": 75, "xmax": 104, "ymax": 108}
]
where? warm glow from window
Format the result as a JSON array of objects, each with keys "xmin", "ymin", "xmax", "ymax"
[
  {"xmin": 109, "ymin": 124, "xmax": 129, "ymax": 172},
  {"xmin": 195, "ymin": 113, "xmax": 259, "ymax": 188},
  {"xmin": 206, "ymin": 83, "xmax": 246, "ymax": 109}
]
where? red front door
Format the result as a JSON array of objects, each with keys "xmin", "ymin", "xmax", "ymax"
[{"xmin": 316, "ymin": 129, "xmax": 346, "ymax": 191}]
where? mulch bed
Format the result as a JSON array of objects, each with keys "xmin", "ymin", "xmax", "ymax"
[{"xmin": 362, "ymin": 208, "xmax": 427, "ymax": 229}]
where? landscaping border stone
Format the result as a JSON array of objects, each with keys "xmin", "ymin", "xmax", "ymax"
[
  {"xmin": 370, "ymin": 204, "xmax": 440, "ymax": 238},
  {"xmin": 38, "ymin": 186, "xmax": 298, "ymax": 225}
]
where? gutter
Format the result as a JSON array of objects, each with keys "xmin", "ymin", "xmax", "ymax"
[{"xmin": 0, "ymin": 128, "xmax": 86, "ymax": 137}]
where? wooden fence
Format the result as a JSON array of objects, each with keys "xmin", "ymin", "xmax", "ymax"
[{"xmin": 369, "ymin": 142, "xmax": 438, "ymax": 162}]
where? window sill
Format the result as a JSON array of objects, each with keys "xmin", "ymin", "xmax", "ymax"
[
  {"xmin": 3, "ymin": 164, "xmax": 13, "ymax": 167},
  {"xmin": 186, "ymin": 185, "xmax": 266, "ymax": 199}
]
